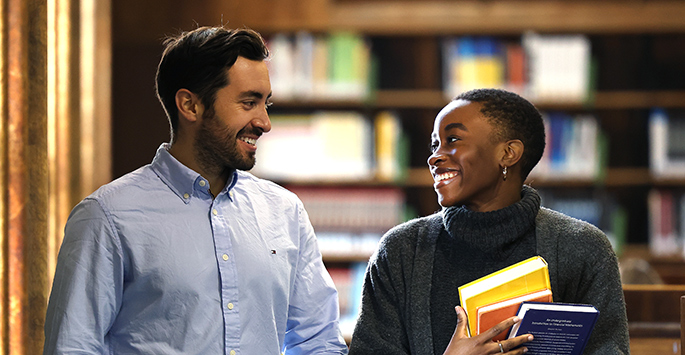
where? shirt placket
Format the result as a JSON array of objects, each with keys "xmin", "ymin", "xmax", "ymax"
[{"xmin": 210, "ymin": 189, "xmax": 241, "ymax": 355}]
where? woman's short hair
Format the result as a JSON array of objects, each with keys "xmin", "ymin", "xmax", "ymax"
[{"xmin": 455, "ymin": 88, "xmax": 546, "ymax": 180}]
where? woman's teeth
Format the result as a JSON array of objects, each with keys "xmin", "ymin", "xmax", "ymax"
[{"xmin": 435, "ymin": 171, "xmax": 457, "ymax": 182}]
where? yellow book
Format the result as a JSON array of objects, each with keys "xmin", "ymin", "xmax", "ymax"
[{"xmin": 458, "ymin": 256, "xmax": 551, "ymax": 337}]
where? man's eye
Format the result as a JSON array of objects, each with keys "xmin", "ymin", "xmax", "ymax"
[
  {"xmin": 447, "ymin": 136, "xmax": 459, "ymax": 143},
  {"xmin": 429, "ymin": 142, "xmax": 439, "ymax": 153},
  {"xmin": 243, "ymin": 101, "xmax": 256, "ymax": 108},
  {"xmin": 266, "ymin": 101, "xmax": 273, "ymax": 110}
]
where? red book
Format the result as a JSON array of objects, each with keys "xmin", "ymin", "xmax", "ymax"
[{"xmin": 476, "ymin": 288, "xmax": 553, "ymax": 341}]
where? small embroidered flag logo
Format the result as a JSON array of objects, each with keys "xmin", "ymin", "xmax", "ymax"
[{"xmin": 271, "ymin": 250, "xmax": 277, "ymax": 254}]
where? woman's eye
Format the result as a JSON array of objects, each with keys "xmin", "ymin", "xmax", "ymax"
[
  {"xmin": 429, "ymin": 142, "xmax": 439, "ymax": 153},
  {"xmin": 447, "ymin": 136, "xmax": 459, "ymax": 143}
]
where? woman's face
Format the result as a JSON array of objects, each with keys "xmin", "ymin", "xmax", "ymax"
[{"xmin": 427, "ymin": 100, "xmax": 507, "ymax": 212}]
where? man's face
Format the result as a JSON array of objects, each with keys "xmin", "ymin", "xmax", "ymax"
[
  {"xmin": 427, "ymin": 100, "xmax": 507, "ymax": 212},
  {"xmin": 195, "ymin": 56, "xmax": 272, "ymax": 172}
]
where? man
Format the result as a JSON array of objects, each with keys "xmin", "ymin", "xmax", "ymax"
[{"xmin": 44, "ymin": 26, "xmax": 349, "ymax": 355}]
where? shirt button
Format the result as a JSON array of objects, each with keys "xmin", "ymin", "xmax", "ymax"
[
  {"xmin": 222, "ymin": 254, "xmax": 229, "ymax": 261},
  {"xmin": 199, "ymin": 180, "xmax": 206, "ymax": 187},
  {"xmin": 212, "ymin": 209, "xmax": 218, "ymax": 215},
  {"xmin": 230, "ymin": 350, "xmax": 236, "ymax": 355},
  {"xmin": 229, "ymin": 191, "xmax": 234, "ymax": 198},
  {"xmin": 227, "ymin": 302, "xmax": 234, "ymax": 310},
  {"xmin": 183, "ymin": 193, "xmax": 189, "ymax": 199}
]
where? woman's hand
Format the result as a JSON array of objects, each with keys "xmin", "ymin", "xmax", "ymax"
[{"xmin": 442, "ymin": 306, "xmax": 533, "ymax": 355}]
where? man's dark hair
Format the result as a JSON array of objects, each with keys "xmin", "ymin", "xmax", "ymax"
[
  {"xmin": 455, "ymin": 88, "xmax": 545, "ymax": 180},
  {"xmin": 155, "ymin": 26, "xmax": 269, "ymax": 140}
]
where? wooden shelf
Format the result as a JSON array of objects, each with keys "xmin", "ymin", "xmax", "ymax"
[
  {"xmin": 329, "ymin": 1, "xmax": 685, "ymax": 35},
  {"xmin": 592, "ymin": 91, "xmax": 685, "ymax": 109},
  {"xmin": 273, "ymin": 90, "xmax": 685, "ymax": 111},
  {"xmin": 322, "ymin": 252, "xmax": 373, "ymax": 263},
  {"xmin": 117, "ymin": 0, "xmax": 685, "ymax": 44}
]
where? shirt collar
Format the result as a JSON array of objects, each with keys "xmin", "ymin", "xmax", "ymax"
[{"xmin": 150, "ymin": 143, "xmax": 237, "ymax": 202}]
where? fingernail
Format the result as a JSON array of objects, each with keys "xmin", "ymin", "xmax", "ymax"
[
  {"xmin": 523, "ymin": 348, "xmax": 528, "ymax": 353},
  {"xmin": 528, "ymin": 335, "xmax": 534, "ymax": 341},
  {"xmin": 513, "ymin": 316, "xmax": 520, "ymax": 322}
]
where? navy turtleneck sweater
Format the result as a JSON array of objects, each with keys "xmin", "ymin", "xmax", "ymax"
[{"xmin": 430, "ymin": 185, "xmax": 541, "ymax": 354}]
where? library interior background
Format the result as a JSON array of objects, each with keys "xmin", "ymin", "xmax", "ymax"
[{"xmin": 3, "ymin": 0, "xmax": 685, "ymax": 353}]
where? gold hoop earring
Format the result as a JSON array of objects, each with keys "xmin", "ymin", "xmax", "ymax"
[{"xmin": 502, "ymin": 166, "xmax": 508, "ymax": 181}]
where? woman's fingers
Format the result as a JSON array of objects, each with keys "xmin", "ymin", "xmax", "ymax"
[
  {"xmin": 481, "ymin": 315, "xmax": 533, "ymax": 354},
  {"xmin": 504, "ymin": 334, "xmax": 534, "ymax": 354},
  {"xmin": 453, "ymin": 306, "xmax": 469, "ymax": 339},
  {"xmin": 486, "ymin": 315, "xmax": 520, "ymax": 339}
]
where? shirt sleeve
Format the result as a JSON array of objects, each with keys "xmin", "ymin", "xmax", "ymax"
[
  {"xmin": 282, "ymin": 202, "xmax": 349, "ymax": 355},
  {"xmin": 43, "ymin": 198, "xmax": 124, "ymax": 355}
]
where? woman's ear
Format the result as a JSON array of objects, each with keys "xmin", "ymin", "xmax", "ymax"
[
  {"xmin": 175, "ymin": 89, "xmax": 203, "ymax": 123},
  {"xmin": 501, "ymin": 139, "xmax": 524, "ymax": 167}
]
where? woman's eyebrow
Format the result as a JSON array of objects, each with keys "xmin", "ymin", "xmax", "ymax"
[{"xmin": 444, "ymin": 122, "xmax": 467, "ymax": 132}]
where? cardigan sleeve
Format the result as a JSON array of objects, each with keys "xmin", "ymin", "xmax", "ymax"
[
  {"xmin": 576, "ymin": 248, "xmax": 630, "ymax": 355},
  {"xmin": 538, "ymin": 208, "xmax": 630, "ymax": 355}
]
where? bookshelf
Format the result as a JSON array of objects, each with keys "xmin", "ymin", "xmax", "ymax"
[{"xmin": 112, "ymin": 0, "xmax": 685, "ymax": 341}]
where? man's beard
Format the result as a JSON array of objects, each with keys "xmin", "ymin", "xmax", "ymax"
[{"xmin": 194, "ymin": 109, "xmax": 257, "ymax": 174}]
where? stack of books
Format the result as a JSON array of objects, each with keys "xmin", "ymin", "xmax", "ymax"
[
  {"xmin": 458, "ymin": 256, "xmax": 553, "ymax": 341},
  {"xmin": 458, "ymin": 256, "xmax": 599, "ymax": 354}
]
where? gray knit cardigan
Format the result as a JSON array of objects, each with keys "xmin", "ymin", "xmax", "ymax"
[{"xmin": 348, "ymin": 207, "xmax": 630, "ymax": 355}]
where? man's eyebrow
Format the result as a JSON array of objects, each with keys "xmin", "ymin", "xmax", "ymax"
[
  {"xmin": 444, "ymin": 122, "xmax": 467, "ymax": 132},
  {"xmin": 239, "ymin": 90, "xmax": 271, "ymax": 100}
]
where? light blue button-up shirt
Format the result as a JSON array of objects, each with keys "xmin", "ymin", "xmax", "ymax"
[{"xmin": 44, "ymin": 144, "xmax": 349, "ymax": 355}]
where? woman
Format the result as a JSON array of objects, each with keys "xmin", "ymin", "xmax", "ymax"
[{"xmin": 348, "ymin": 88, "xmax": 629, "ymax": 355}]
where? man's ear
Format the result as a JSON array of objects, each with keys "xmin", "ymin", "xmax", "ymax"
[
  {"xmin": 501, "ymin": 139, "xmax": 524, "ymax": 167},
  {"xmin": 175, "ymin": 89, "xmax": 203, "ymax": 123}
]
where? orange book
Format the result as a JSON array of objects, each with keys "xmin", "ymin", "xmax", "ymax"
[
  {"xmin": 476, "ymin": 289, "xmax": 553, "ymax": 341},
  {"xmin": 458, "ymin": 256, "xmax": 551, "ymax": 337}
]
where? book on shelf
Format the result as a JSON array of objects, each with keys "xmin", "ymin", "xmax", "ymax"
[
  {"xmin": 528, "ymin": 112, "xmax": 601, "ymax": 180},
  {"xmin": 265, "ymin": 31, "xmax": 372, "ymax": 101},
  {"xmin": 253, "ymin": 111, "xmax": 408, "ymax": 182},
  {"xmin": 458, "ymin": 256, "xmax": 551, "ymax": 338},
  {"xmin": 266, "ymin": 33, "xmax": 296, "ymax": 101},
  {"xmin": 477, "ymin": 289, "xmax": 553, "ymax": 341},
  {"xmin": 504, "ymin": 42, "xmax": 527, "ymax": 96},
  {"xmin": 442, "ymin": 34, "xmax": 591, "ymax": 104},
  {"xmin": 508, "ymin": 302, "xmax": 599, "ymax": 355},
  {"xmin": 288, "ymin": 186, "xmax": 406, "ymax": 259},
  {"xmin": 442, "ymin": 36, "xmax": 507, "ymax": 99},
  {"xmin": 328, "ymin": 262, "xmax": 367, "ymax": 339},
  {"xmin": 293, "ymin": 31, "xmax": 315, "ymax": 99},
  {"xmin": 649, "ymin": 108, "xmax": 685, "ymax": 178},
  {"xmin": 288, "ymin": 186, "xmax": 406, "ymax": 233},
  {"xmin": 328, "ymin": 32, "xmax": 372, "ymax": 100},
  {"xmin": 522, "ymin": 33, "xmax": 592, "ymax": 104},
  {"xmin": 374, "ymin": 111, "xmax": 409, "ymax": 183},
  {"xmin": 252, "ymin": 112, "xmax": 374, "ymax": 182},
  {"xmin": 647, "ymin": 189, "xmax": 680, "ymax": 257}
]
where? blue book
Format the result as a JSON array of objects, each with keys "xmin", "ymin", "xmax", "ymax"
[{"xmin": 508, "ymin": 302, "xmax": 599, "ymax": 355}]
